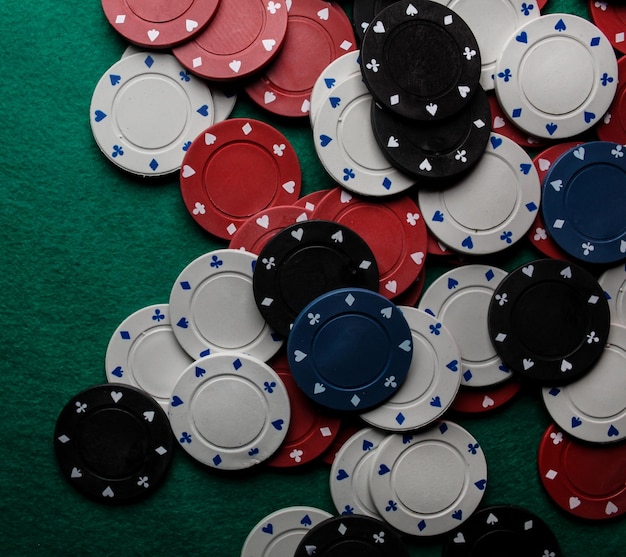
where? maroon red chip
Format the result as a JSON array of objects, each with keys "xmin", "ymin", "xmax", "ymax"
[{"xmin": 450, "ymin": 379, "xmax": 522, "ymax": 414}]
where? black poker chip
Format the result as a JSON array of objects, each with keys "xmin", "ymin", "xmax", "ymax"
[
  {"xmin": 360, "ymin": 0, "xmax": 481, "ymax": 121},
  {"xmin": 54, "ymin": 384, "xmax": 174, "ymax": 504},
  {"xmin": 370, "ymin": 86, "xmax": 491, "ymax": 180},
  {"xmin": 442, "ymin": 505, "xmax": 562, "ymax": 557},
  {"xmin": 294, "ymin": 515, "xmax": 410, "ymax": 557},
  {"xmin": 253, "ymin": 220, "xmax": 379, "ymax": 337},
  {"xmin": 352, "ymin": 0, "xmax": 399, "ymax": 42},
  {"xmin": 488, "ymin": 259, "xmax": 610, "ymax": 384}
]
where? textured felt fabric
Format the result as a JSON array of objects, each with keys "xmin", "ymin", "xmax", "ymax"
[{"xmin": 1, "ymin": 0, "xmax": 623, "ymax": 555}]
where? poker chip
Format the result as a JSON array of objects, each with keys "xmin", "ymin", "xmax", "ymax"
[
  {"xmin": 179, "ymin": 119, "xmax": 301, "ymax": 239},
  {"xmin": 418, "ymin": 264, "xmax": 511, "ymax": 388},
  {"xmin": 252, "ymin": 220, "xmax": 379, "ymax": 337},
  {"xmin": 54, "ymin": 384, "xmax": 174, "ymax": 504},
  {"xmin": 229, "ymin": 205, "xmax": 310, "ymax": 255},
  {"xmin": 538, "ymin": 423, "xmax": 626, "ymax": 520},
  {"xmin": 487, "ymin": 93, "xmax": 546, "ymax": 148},
  {"xmin": 241, "ymin": 506, "xmax": 333, "ymax": 557},
  {"xmin": 105, "ymin": 304, "xmax": 193, "ymax": 410},
  {"xmin": 288, "ymin": 288, "xmax": 413, "ymax": 412},
  {"xmin": 494, "ymin": 14, "xmax": 618, "ymax": 139},
  {"xmin": 168, "ymin": 249, "xmax": 283, "ymax": 361},
  {"xmin": 370, "ymin": 421, "xmax": 488, "ymax": 536},
  {"xmin": 352, "ymin": 0, "xmax": 399, "ymax": 43},
  {"xmin": 451, "ymin": 379, "xmax": 522, "ymax": 414},
  {"xmin": 488, "ymin": 259, "xmax": 611, "ymax": 384},
  {"xmin": 527, "ymin": 142, "xmax": 583, "ymax": 261},
  {"xmin": 360, "ymin": 0, "xmax": 482, "ymax": 121},
  {"xmin": 391, "ymin": 265, "xmax": 427, "ymax": 307},
  {"xmin": 589, "ymin": 0, "xmax": 626, "ymax": 55},
  {"xmin": 309, "ymin": 51, "xmax": 361, "ymax": 124},
  {"xmin": 442, "ymin": 504, "xmax": 561, "ymax": 556},
  {"xmin": 361, "ymin": 307, "xmax": 461, "ymax": 431},
  {"xmin": 266, "ymin": 353, "xmax": 341, "ymax": 468},
  {"xmin": 541, "ymin": 141, "xmax": 626, "ymax": 264},
  {"xmin": 313, "ymin": 74, "xmax": 416, "ymax": 197},
  {"xmin": 596, "ymin": 55, "xmax": 626, "ymax": 144},
  {"xmin": 599, "ymin": 263, "xmax": 626, "ymax": 326},
  {"xmin": 418, "ymin": 133, "xmax": 541, "ymax": 255},
  {"xmin": 312, "ymin": 189, "xmax": 427, "ymax": 299},
  {"xmin": 542, "ymin": 324, "xmax": 626, "ymax": 444},
  {"xmin": 432, "ymin": 0, "xmax": 541, "ymax": 91},
  {"xmin": 294, "ymin": 515, "xmax": 410, "ymax": 557},
  {"xmin": 101, "ymin": 0, "xmax": 219, "ymax": 48},
  {"xmin": 168, "ymin": 352, "xmax": 290, "ymax": 470},
  {"xmin": 293, "ymin": 189, "xmax": 332, "ymax": 213},
  {"xmin": 172, "ymin": 0, "xmax": 288, "ymax": 80},
  {"xmin": 245, "ymin": 0, "xmax": 356, "ymax": 118},
  {"xmin": 320, "ymin": 422, "xmax": 362, "ymax": 466},
  {"xmin": 370, "ymin": 85, "xmax": 491, "ymax": 180},
  {"xmin": 90, "ymin": 53, "xmax": 215, "ymax": 176},
  {"xmin": 330, "ymin": 427, "xmax": 388, "ymax": 518}
]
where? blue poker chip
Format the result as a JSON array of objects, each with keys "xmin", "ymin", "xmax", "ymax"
[
  {"xmin": 542, "ymin": 141, "xmax": 626, "ymax": 264},
  {"xmin": 287, "ymin": 288, "xmax": 413, "ymax": 412}
]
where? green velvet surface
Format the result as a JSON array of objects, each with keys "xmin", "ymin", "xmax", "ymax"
[{"xmin": 1, "ymin": 0, "xmax": 623, "ymax": 555}]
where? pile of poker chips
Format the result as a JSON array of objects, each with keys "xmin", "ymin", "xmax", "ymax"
[{"xmin": 54, "ymin": 0, "xmax": 626, "ymax": 555}]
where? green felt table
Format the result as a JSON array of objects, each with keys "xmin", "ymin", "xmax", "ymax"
[{"xmin": 1, "ymin": 0, "xmax": 623, "ymax": 555}]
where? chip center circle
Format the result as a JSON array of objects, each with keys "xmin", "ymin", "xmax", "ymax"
[
  {"xmin": 313, "ymin": 314, "xmax": 389, "ymax": 388},
  {"xmin": 205, "ymin": 143, "xmax": 278, "ymax": 218},
  {"xmin": 115, "ymin": 76, "xmax": 188, "ymax": 149},
  {"xmin": 192, "ymin": 377, "xmax": 265, "ymax": 448},
  {"xmin": 563, "ymin": 442, "xmax": 626, "ymax": 496},
  {"xmin": 387, "ymin": 23, "xmax": 460, "ymax": 99},
  {"xmin": 76, "ymin": 408, "xmax": 146, "ymax": 478},
  {"xmin": 126, "ymin": 0, "xmax": 194, "ymax": 23},
  {"xmin": 394, "ymin": 442, "xmax": 465, "ymax": 513},
  {"xmin": 520, "ymin": 38, "xmax": 594, "ymax": 116}
]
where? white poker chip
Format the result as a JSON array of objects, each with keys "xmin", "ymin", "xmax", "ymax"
[
  {"xmin": 240, "ymin": 506, "xmax": 333, "ymax": 557},
  {"xmin": 309, "ymin": 51, "xmax": 361, "ymax": 124},
  {"xmin": 168, "ymin": 352, "xmax": 290, "ymax": 470},
  {"xmin": 329, "ymin": 428, "xmax": 389, "ymax": 519},
  {"xmin": 432, "ymin": 0, "xmax": 541, "ymax": 90},
  {"xmin": 599, "ymin": 263, "xmax": 626, "ymax": 327},
  {"xmin": 313, "ymin": 73, "xmax": 415, "ymax": 197},
  {"xmin": 169, "ymin": 249, "xmax": 283, "ymax": 361},
  {"xmin": 418, "ymin": 133, "xmax": 540, "ymax": 254},
  {"xmin": 360, "ymin": 307, "xmax": 462, "ymax": 431},
  {"xmin": 121, "ymin": 45, "xmax": 237, "ymax": 123},
  {"xmin": 542, "ymin": 324, "xmax": 626, "ymax": 444},
  {"xmin": 90, "ymin": 52, "xmax": 215, "ymax": 176},
  {"xmin": 105, "ymin": 304, "xmax": 193, "ymax": 410},
  {"xmin": 494, "ymin": 14, "xmax": 618, "ymax": 139},
  {"xmin": 418, "ymin": 265, "xmax": 510, "ymax": 388},
  {"xmin": 369, "ymin": 421, "xmax": 488, "ymax": 536}
]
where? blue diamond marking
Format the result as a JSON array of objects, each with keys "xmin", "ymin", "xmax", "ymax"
[
  {"xmin": 526, "ymin": 202, "xmax": 538, "ymax": 212},
  {"xmin": 512, "ymin": 108, "xmax": 522, "ymax": 118},
  {"xmin": 149, "ymin": 159, "xmax": 159, "ymax": 171},
  {"xmin": 181, "ymin": 281, "xmax": 191, "ymax": 290},
  {"xmin": 417, "ymin": 520, "xmax": 427, "ymax": 532},
  {"xmin": 233, "ymin": 358, "xmax": 242, "ymax": 371},
  {"xmin": 271, "ymin": 332, "xmax": 282, "ymax": 342},
  {"xmin": 395, "ymin": 413, "xmax": 406, "ymax": 425},
  {"xmin": 463, "ymin": 370, "xmax": 473, "ymax": 382},
  {"xmin": 212, "ymin": 455, "xmax": 222, "ymax": 466},
  {"xmin": 439, "ymin": 423, "xmax": 449, "ymax": 434},
  {"xmin": 382, "ymin": 177, "xmax": 392, "ymax": 190},
  {"xmin": 120, "ymin": 331, "xmax": 131, "ymax": 340},
  {"xmin": 144, "ymin": 55, "xmax": 154, "ymax": 68},
  {"xmin": 199, "ymin": 348, "xmax": 211, "ymax": 357},
  {"xmin": 549, "ymin": 387, "xmax": 560, "ymax": 396},
  {"xmin": 485, "ymin": 269, "xmax": 495, "ymax": 281},
  {"xmin": 590, "ymin": 37, "xmax": 600, "ymax": 47}
]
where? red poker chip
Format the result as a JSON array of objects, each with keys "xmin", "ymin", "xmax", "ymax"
[
  {"xmin": 172, "ymin": 0, "xmax": 288, "ymax": 80},
  {"xmin": 245, "ymin": 0, "xmax": 356, "ymax": 117},
  {"xmin": 589, "ymin": 0, "xmax": 626, "ymax": 55},
  {"xmin": 391, "ymin": 265, "xmax": 426, "ymax": 307},
  {"xmin": 311, "ymin": 188, "xmax": 427, "ymax": 299},
  {"xmin": 538, "ymin": 423, "xmax": 626, "ymax": 520},
  {"xmin": 319, "ymin": 422, "xmax": 362, "ymax": 466},
  {"xmin": 229, "ymin": 205, "xmax": 311, "ymax": 254},
  {"xmin": 487, "ymin": 93, "xmax": 547, "ymax": 148},
  {"xmin": 527, "ymin": 142, "xmax": 582, "ymax": 260},
  {"xmin": 596, "ymin": 55, "xmax": 626, "ymax": 144},
  {"xmin": 180, "ymin": 118, "xmax": 301, "ymax": 239},
  {"xmin": 101, "ymin": 0, "xmax": 219, "ymax": 48},
  {"xmin": 266, "ymin": 353, "xmax": 341, "ymax": 468},
  {"xmin": 537, "ymin": 0, "xmax": 548, "ymax": 7},
  {"xmin": 427, "ymin": 229, "xmax": 454, "ymax": 257},
  {"xmin": 293, "ymin": 189, "xmax": 332, "ymax": 213},
  {"xmin": 450, "ymin": 379, "xmax": 522, "ymax": 414}
]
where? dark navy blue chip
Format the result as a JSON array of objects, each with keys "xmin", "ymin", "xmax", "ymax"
[
  {"xmin": 542, "ymin": 141, "xmax": 626, "ymax": 264},
  {"xmin": 287, "ymin": 288, "xmax": 412, "ymax": 412}
]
